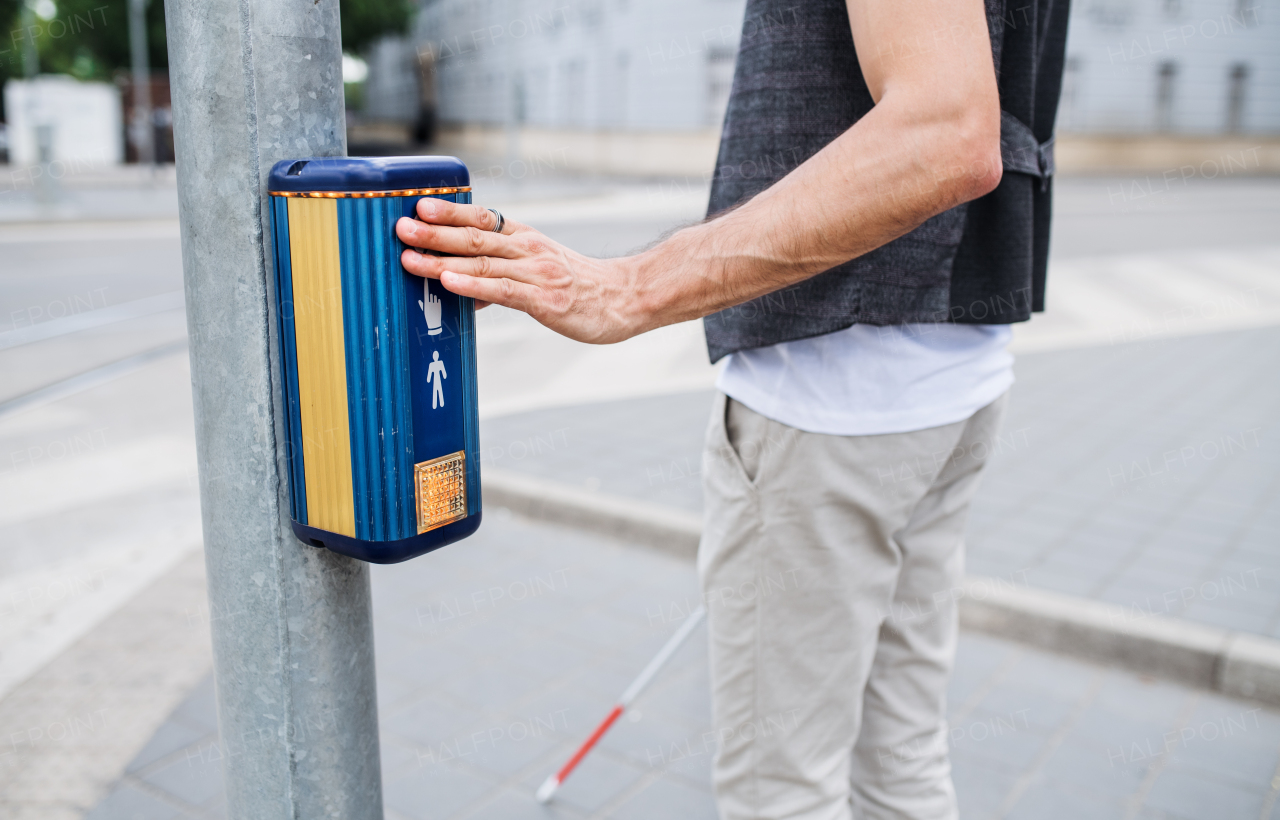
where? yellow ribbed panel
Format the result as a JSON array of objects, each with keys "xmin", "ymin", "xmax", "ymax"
[{"xmin": 287, "ymin": 197, "xmax": 356, "ymax": 537}]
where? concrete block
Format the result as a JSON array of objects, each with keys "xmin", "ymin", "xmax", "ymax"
[
  {"xmin": 484, "ymin": 468, "xmax": 702, "ymax": 558},
  {"xmin": 383, "ymin": 764, "xmax": 495, "ymax": 820},
  {"xmin": 462, "ymin": 790, "xmax": 580, "ymax": 820},
  {"xmin": 1004, "ymin": 780, "xmax": 1128, "ymax": 820},
  {"xmin": 609, "ymin": 776, "xmax": 717, "ymax": 820},
  {"xmin": 958, "ymin": 575, "xmax": 1229, "ymax": 690},
  {"xmin": 84, "ymin": 784, "xmax": 182, "ymax": 820},
  {"xmin": 1143, "ymin": 767, "xmax": 1266, "ymax": 819},
  {"xmin": 1038, "ymin": 738, "xmax": 1149, "ymax": 797},
  {"xmin": 124, "ymin": 720, "xmax": 210, "ymax": 774},
  {"xmin": 524, "ymin": 751, "xmax": 646, "ymax": 814},
  {"xmin": 1219, "ymin": 632, "xmax": 1280, "ymax": 706},
  {"xmin": 141, "ymin": 752, "xmax": 224, "ymax": 809},
  {"xmin": 483, "ymin": 471, "xmax": 1280, "ymax": 708}
]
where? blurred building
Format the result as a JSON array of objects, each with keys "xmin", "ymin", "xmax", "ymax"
[
  {"xmin": 415, "ymin": 0, "xmax": 744, "ymax": 131},
  {"xmin": 354, "ymin": 35, "xmax": 431, "ymax": 149},
  {"xmin": 1059, "ymin": 0, "xmax": 1279, "ymax": 135},
  {"xmin": 118, "ymin": 75, "xmax": 176, "ymax": 164},
  {"xmin": 411, "ymin": 0, "xmax": 745, "ymax": 173},
  {"xmin": 4, "ymin": 76, "xmax": 123, "ymax": 167},
  {"xmin": 410, "ymin": 0, "xmax": 1280, "ymax": 173}
]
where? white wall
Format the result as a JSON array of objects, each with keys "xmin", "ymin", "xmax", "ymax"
[
  {"xmin": 363, "ymin": 35, "xmax": 421, "ymax": 122},
  {"xmin": 1058, "ymin": 0, "xmax": 1280, "ymax": 135},
  {"xmin": 4, "ymin": 76, "xmax": 124, "ymax": 166},
  {"xmin": 415, "ymin": 0, "xmax": 1280, "ymax": 137},
  {"xmin": 415, "ymin": 0, "xmax": 748, "ymax": 132}
]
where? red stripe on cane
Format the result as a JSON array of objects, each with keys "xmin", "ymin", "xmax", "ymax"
[
  {"xmin": 555, "ymin": 704, "xmax": 624, "ymax": 784},
  {"xmin": 537, "ymin": 606, "xmax": 706, "ymax": 803}
]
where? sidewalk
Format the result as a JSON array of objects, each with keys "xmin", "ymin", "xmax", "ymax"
[
  {"xmin": 479, "ymin": 324, "xmax": 1280, "ymax": 639},
  {"xmin": 81, "ymin": 322, "xmax": 1280, "ymax": 820},
  {"xmin": 0, "ymin": 164, "xmax": 180, "ymax": 224},
  {"xmin": 5, "ymin": 171, "xmax": 1278, "ymax": 817},
  {"xmin": 89, "ymin": 513, "xmax": 1280, "ymax": 820}
]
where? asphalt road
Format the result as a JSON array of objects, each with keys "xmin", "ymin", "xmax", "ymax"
[{"xmin": 4, "ymin": 171, "xmax": 1278, "ymax": 359}]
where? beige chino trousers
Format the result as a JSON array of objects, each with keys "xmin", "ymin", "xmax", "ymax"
[{"xmin": 698, "ymin": 391, "xmax": 1008, "ymax": 820}]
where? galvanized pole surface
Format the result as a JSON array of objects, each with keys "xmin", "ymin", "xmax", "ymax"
[
  {"xmin": 20, "ymin": 4, "xmax": 58, "ymax": 203},
  {"xmin": 127, "ymin": 0, "xmax": 155, "ymax": 165},
  {"xmin": 19, "ymin": 5, "xmax": 38, "ymax": 78},
  {"xmin": 163, "ymin": 1, "xmax": 383, "ymax": 818}
]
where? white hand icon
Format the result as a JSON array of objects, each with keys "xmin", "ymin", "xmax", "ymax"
[{"xmin": 420, "ymin": 285, "xmax": 442, "ymax": 336}]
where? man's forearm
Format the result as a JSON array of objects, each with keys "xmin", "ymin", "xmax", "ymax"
[
  {"xmin": 627, "ymin": 82, "xmax": 1001, "ymax": 336},
  {"xmin": 393, "ymin": 0, "xmax": 1001, "ymax": 346}
]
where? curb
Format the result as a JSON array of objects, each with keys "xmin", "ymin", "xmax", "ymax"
[
  {"xmin": 959, "ymin": 581, "xmax": 1280, "ymax": 705},
  {"xmin": 483, "ymin": 468, "xmax": 1280, "ymax": 707},
  {"xmin": 484, "ymin": 468, "xmax": 702, "ymax": 558}
]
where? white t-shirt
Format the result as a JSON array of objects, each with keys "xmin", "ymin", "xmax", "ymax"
[{"xmin": 716, "ymin": 323, "xmax": 1014, "ymax": 436}]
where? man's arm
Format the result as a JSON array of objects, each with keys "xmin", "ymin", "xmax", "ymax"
[{"xmin": 395, "ymin": 0, "xmax": 1002, "ymax": 344}]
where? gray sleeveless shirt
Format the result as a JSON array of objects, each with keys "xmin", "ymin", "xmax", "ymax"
[{"xmin": 703, "ymin": 0, "xmax": 1070, "ymax": 363}]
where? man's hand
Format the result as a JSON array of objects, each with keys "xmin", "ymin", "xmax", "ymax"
[
  {"xmin": 397, "ymin": 200, "xmax": 646, "ymax": 344},
  {"xmin": 398, "ymin": 0, "xmax": 1001, "ymax": 345}
]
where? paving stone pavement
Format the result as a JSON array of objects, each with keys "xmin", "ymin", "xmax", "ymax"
[
  {"xmin": 83, "ymin": 323, "xmax": 1280, "ymax": 818},
  {"xmin": 89, "ymin": 512, "xmax": 1280, "ymax": 820},
  {"xmin": 479, "ymin": 325, "xmax": 1280, "ymax": 639}
]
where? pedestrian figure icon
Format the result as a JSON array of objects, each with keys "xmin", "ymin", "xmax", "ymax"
[{"xmin": 427, "ymin": 350, "xmax": 447, "ymax": 409}]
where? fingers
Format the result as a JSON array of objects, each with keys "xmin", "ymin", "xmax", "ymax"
[
  {"xmin": 397, "ymin": 216, "xmax": 515, "ymax": 259},
  {"xmin": 400, "ymin": 248, "xmax": 523, "ymax": 281},
  {"xmin": 396, "ymin": 199, "xmax": 542, "ymax": 317},
  {"xmin": 412, "ymin": 197, "xmax": 507, "ymax": 231},
  {"xmin": 439, "ymin": 270, "xmax": 538, "ymax": 314}
]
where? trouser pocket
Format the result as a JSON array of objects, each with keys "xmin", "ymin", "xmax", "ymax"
[{"xmin": 706, "ymin": 392, "xmax": 760, "ymax": 490}]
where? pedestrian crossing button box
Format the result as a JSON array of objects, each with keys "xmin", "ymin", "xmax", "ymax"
[{"xmin": 268, "ymin": 156, "xmax": 481, "ymax": 564}]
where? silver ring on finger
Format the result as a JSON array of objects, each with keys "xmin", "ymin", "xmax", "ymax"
[{"xmin": 486, "ymin": 208, "xmax": 505, "ymax": 234}]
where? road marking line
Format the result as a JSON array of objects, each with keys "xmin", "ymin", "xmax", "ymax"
[
  {"xmin": 0, "ymin": 340, "xmax": 188, "ymax": 419},
  {"xmin": 0, "ymin": 291, "xmax": 186, "ymax": 351}
]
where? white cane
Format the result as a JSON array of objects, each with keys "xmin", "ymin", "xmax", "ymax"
[{"xmin": 536, "ymin": 605, "xmax": 707, "ymax": 804}]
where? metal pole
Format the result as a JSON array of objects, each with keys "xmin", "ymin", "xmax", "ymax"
[
  {"xmin": 19, "ymin": 3, "xmax": 58, "ymax": 203},
  {"xmin": 128, "ymin": 0, "xmax": 155, "ymax": 165},
  {"xmin": 162, "ymin": 2, "xmax": 383, "ymax": 818},
  {"xmin": 503, "ymin": 0, "xmax": 520, "ymax": 176},
  {"xmin": 19, "ymin": 4, "xmax": 38, "ymax": 79}
]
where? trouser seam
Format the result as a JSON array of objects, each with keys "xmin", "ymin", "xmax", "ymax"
[{"xmin": 752, "ymin": 493, "xmax": 764, "ymax": 815}]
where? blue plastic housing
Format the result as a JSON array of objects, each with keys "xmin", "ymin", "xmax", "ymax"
[
  {"xmin": 268, "ymin": 156, "xmax": 470, "ymax": 194},
  {"xmin": 268, "ymin": 156, "xmax": 481, "ymax": 564}
]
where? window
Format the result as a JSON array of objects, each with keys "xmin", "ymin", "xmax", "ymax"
[
  {"xmin": 1155, "ymin": 61, "xmax": 1177, "ymax": 132},
  {"xmin": 561, "ymin": 60, "xmax": 585, "ymax": 127},
  {"xmin": 706, "ymin": 47, "xmax": 736, "ymax": 127},
  {"xmin": 1059, "ymin": 56, "xmax": 1082, "ymax": 132},
  {"xmin": 1234, "ymin": 0, "xmax": 1260, "ymax": 27},
  {"xmin": 614, "ymin": 52, "xmax": 630, "ymax": 128},
  {"xmin": 1226, "ymin": 63, "xmax": 1249, "ymax": 133}
]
